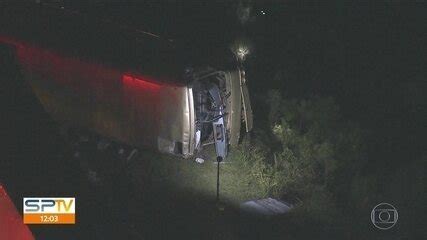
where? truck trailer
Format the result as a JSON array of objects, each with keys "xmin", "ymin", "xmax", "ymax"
[{"xmin": 0, "ymin": 4, "xmax": 252, "ymax": 159}]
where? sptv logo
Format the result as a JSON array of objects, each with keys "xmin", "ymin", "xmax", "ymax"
[{"xmin": 23, "ymin": 198, "xmax": 75, "ymax": 224}]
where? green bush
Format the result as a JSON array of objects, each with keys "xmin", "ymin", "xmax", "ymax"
[
  {"xmin": 237, "ymin": 90, "xmax": 365, "ymax": 202},
  {"xmin": 232, "ymin": 89, "xmax": 423, "ymax": 237}
]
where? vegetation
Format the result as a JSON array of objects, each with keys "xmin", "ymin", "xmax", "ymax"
[
  {"xmin": 233, "ymin": 91, "xmax": 360, "ymax": 197},
  {"xmin": 228, "ymin": 89, "xmax": 424, "ymax": 237},
  {"xmin": 129, "ymin": 87, "xmax": 424, "ymax": 238}
]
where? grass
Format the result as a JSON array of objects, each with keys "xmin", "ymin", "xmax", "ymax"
[
  {"xmin": 128, "ymin": 144, "xmax": 268, "ymax": 207},
  {"xmin": 120, "ymin": 146, "xmax": 350, "ymax": 239}
]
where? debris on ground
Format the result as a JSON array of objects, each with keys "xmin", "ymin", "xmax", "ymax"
[
  {"xmin": 127, "ymin": 149, "xmax": 138, "ymax": 162},
  {"xmin": 240, "ymin": 198, "xmax": 293, "ymax": 216},
  {"xmin": 195, "ymin": 157, "xmax": 205, "ymax": 164}
]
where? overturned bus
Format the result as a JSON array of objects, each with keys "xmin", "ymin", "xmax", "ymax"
[{"xmin": 0, "ymin": 4, "xmax": 252, "ymax": 159}]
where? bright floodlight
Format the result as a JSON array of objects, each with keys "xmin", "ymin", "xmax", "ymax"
[
  {"xmin": 230, "ymin": 38, "xmax": 252, "ymax": 63},
  {"xmin": 236, "ymin": 45, "xmax": 250, "ymax": 61}
]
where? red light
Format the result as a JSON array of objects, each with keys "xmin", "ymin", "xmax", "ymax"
[
  {"xmin": 0, "ymin": 35, "xmax": 163, "ymax": 93},
  {"xmin": 122, "ymin": 74, "xmax": 161, "ymax": 91}
]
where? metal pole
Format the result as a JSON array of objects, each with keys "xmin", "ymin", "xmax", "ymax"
[{"xmin": 216, "ymin": 156, "xmax": 223, "ymax": 203}]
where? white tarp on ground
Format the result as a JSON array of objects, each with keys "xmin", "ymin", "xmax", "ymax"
[{"xmin": 240, "ymin": 198, "xmax": 293, "ymax": 216}]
